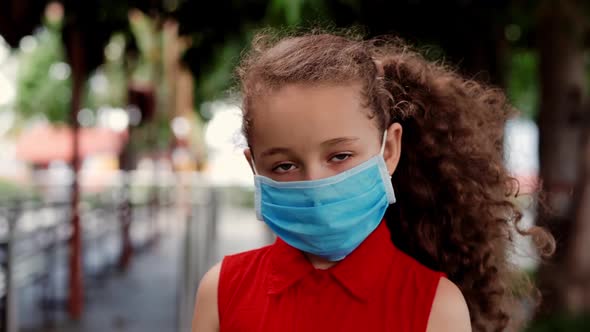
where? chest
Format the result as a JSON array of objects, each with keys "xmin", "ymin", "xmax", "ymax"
[{"xmin": 221, "ymin": 272, "xmax": 419, "ymax": 332}]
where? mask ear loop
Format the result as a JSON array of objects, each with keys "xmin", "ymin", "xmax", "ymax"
[
  {"xmin": 250, "ymin": 151, "xmax": 264, "ymax": 221},
  {"xmin": 380, "ymin": 130, "xmax": 388, "ymax": 156},
  {"xmin": 379, "ymin": 129, "xmax": 396, "ymax": 203},
  {"xmin": 250, "ymin": 155, "xmax": 260, "ymax": 175}
]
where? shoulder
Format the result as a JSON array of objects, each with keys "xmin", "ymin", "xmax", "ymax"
[
  {"xmin": 192, "ymin": 245, "xmax": 275, "ymax": 331},
  {"xmin": 391, "ymin": 244, "xmax": 436, "ymax": 276},
  {"xmin": 219, "ymin": 244, "xmax": 274, "ymax": 278},
  {"xmin": 426, "ymin": 277, "xmax": 471, "ymax": 332},
  {"xmin": 197, "ymin": 262, "xmax": 222, "ymax": 300},
  {"xmin": 192, "ymin": 262, "xmax": 222, "ymax": 332},
  {"xmin": 224, "ymin": 244, "xmax": 273, "ymax": 262}
]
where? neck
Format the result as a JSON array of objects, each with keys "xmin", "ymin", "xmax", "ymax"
[{"xmin": 305, "ymin": 252, "xmax": 338, "ymax": 270}]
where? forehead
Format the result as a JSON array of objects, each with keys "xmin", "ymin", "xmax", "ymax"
[{"xmin": 248, "ymin": 83, "xmax": 378, "ymax": 149}]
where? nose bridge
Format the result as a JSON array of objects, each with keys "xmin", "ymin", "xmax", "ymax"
[{"xmin": 303, "ymin": 160, "xmax": 325, "ymax": 181}]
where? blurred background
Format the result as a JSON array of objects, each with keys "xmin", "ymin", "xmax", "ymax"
[{"xmin": 0, "ymin": 0, "xmax": 588, "ymax": 331}]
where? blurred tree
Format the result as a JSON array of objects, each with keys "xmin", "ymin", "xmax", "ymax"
[
  {"xmin": 173, "ymin": 0, "xmax": 329, "ymax": 119},
  {"xmin": 2, "ymin": 0, "xmax": 196, "ymax": 323},
  {"xmin": 59, "ymin": 0, "xmax": 184, "ymax": 318},
  {"xmin": 0, "ymin": 0, "xmax": 169, "ymax": 320},
  {"xmin": 174, "ymin": 0, "xmax": 514, "ymax": 120},
  {"xmin": 59, "ymin": 0, "xmax": 133, "ymax": 318},
  {"xmin": 15, "ymin": 15, "xmax": 71, "ymax": 123},
  {"xmin": 0, "ymin": 0, "xmax": 47, "ymax": 48},
  {"xmin": 84, "ymin": 34, "xmax": 128, "ymax": 110},
  {"xmin": 506, "ymin": 50, "xmax": 539, "ymax": 119},
  {"xmin": 534, "ymin": 0, "xmax": 590, "ymax": 319}
]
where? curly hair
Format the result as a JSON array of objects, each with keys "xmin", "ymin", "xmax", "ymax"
[{"xmin": 237, "ymin": 30, "xmax": 554, "ymax": 332}]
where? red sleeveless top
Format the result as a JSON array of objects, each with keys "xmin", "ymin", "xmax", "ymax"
[{"xmin": 218, "ymin": 221, "xmax": 445, "ymax": 332}]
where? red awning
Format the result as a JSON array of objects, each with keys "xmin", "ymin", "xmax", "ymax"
[{"xmin": 16, "ymin": 124, "xmax": 128, "ymax": 165}]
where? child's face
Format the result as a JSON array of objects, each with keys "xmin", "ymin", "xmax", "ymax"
[{"xmin": 245, "ymin": 82, "xmax": 402, "ymax": 182}]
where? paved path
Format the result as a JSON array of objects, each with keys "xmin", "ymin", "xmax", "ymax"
[
  {"xmin": 53, "ymin": 232, "xmax": 180, "ymax": 332},
  {"xmin": 28, "ymin": 202, "xmax": 271, "ymax": 332}
]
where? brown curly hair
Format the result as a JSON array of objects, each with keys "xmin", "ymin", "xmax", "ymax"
[{"xmin": 237, "ymin": 30, "xmax": 554, "ymax": 332}]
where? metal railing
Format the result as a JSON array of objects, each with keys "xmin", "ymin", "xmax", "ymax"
[
  {"xmin": 176, "ymin": 173, "xmax": 220, "ymax": 332},
  {"xmin": 0, "ymin": 170, "xmax": 179, "ymax": 332}
]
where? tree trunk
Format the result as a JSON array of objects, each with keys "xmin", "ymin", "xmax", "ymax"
[
  {"xmin": 566, "ymin": 111, "xmax": 590, "ymax": 311},
  {"xmin": 536, "ymin": 0, "xmax": 589, "ymax": 316}
]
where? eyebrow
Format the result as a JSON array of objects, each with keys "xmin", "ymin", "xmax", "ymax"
[
  {"xmin": 260, "ymin": 147, "xmax": 292, "ymax": 158},
  {"xmin": 259, "ymin": 137, "xmax": 359, "ymax": 158},
  {"xmin": 321, "ymin": 136, "xmax": 360, "ymax": 147}
]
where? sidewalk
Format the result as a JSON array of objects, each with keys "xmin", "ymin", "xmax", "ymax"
[
  {"xmin": 34, "ymin": 203, "xmax": 272, "ymax": 332},
  {"xmin": 57, "ymin": 233, "xmax": 180, "ymax": 332}
]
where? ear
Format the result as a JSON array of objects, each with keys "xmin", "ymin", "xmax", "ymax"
[
  {"xmin": 384, "ymin": 122, "xmax": 402, "ymax": 176},
  {"xmin": 244, "ymin": 148, "xmax": 256, "ymax": 175}
]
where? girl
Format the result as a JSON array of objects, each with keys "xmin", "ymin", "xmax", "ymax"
[{"xmin": 192, "ymin": 31, "xmax": 553, "ymax": 332}]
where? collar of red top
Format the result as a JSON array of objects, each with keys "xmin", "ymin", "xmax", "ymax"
[{"xmin": 266, "ymin": 221, "xmax": 396, "ymax": 302}]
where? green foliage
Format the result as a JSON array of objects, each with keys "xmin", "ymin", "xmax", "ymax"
[
  {"xmin": 175, "ymin": 0, "xmax": 329, "ymax": 119},
  {"xmin": 525, "ymin": 313, "xmax": 590, "ymax": 332},
  {"xmin": 15, "ymin": 24, "xmax": 71, "ymax": 123},
  {"xmin": 0, "ymin": 178, "xmax": 39, "ymax": 202},
  {"xmin": 84, "ymin": 34, "xmax": 128, "ymax": 110},
  {"xmin": 128, "ymin": 112, "xmax": 173, "ymax": 152},
  {"xmin": 219, "ymin": 186, "xmax": 255, "ymax": 209},
  {"xmin": 128, "ymin": 10, "xmax": 160, "ymax": 85},
  {"xmin": 265, "ymin": 0, "xmax": 329, "ymax": 26},
  {"xmin": 507, "ymin": 50, "xmax": 539, "ymax": 119},
  {"xmin": 195, "ymin": 38, "xmax": 243, "ymax": 114}
]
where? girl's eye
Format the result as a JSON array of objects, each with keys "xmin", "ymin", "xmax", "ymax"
[
  {"xmin": 330, "ymin": 153, "xmax": 352, "ymax": 163},
  {"xmin": 272, "ymin": 163, "xmax": 297, "ymax": 174}
]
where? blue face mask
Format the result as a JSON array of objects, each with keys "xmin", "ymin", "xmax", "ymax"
[{"xmin": 252, "ymin": 131, "xmax": 396, "ymax": 261}]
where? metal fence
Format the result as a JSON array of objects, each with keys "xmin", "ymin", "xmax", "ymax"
[
  {"xmin": 176, "ymin": 173, "xmax": 219, "ymax": 332},
  {"xmin": 0, "ymin": 169, "xmax": 185, "ymax": 332}
]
